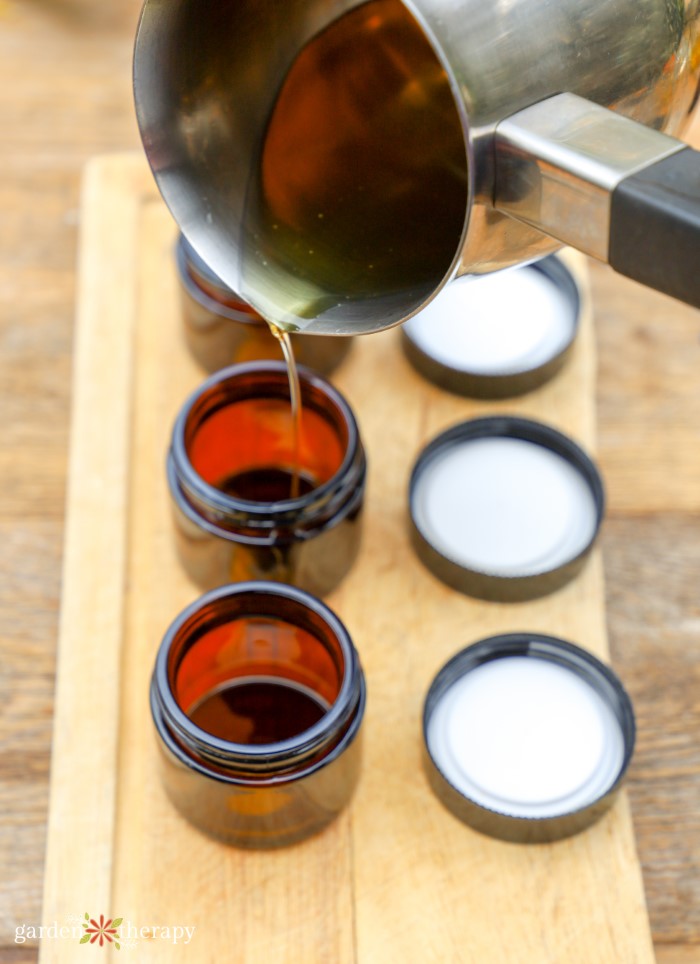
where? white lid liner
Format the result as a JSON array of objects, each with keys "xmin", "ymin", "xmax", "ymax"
[
  {"xmin": 427, "ymin": 655, "xmax": 625, "ymax": 819},
  {"xmin": 412, "ymin": 436, "xmax": 598, "ymax": 576},
  {"xmin": 403, "ymin": 266, "xmax": 575, "ymax": 376}
]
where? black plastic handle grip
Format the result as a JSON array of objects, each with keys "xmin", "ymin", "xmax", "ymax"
[{"xmin": 609, "ymin": 148, "xmax": 700, "ymax": 309}]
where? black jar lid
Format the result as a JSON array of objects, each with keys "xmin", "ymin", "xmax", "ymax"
[
  {"xmin": 423, "ymin": 634, "xmax": 635, "ymax": 843},
  {"xmin": 401, "ymin": 255, "xmax": 581, "ymax": 398},
  {"xmin": 409, "ymin": 416, "xmax": 604, "ymax": 602}
]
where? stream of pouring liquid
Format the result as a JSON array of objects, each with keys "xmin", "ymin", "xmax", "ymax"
[{"xmin": 267, "ymin": 323, "xmax": 303, "ymax": 500}]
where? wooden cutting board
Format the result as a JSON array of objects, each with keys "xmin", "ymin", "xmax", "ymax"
[{"xmin": 39, "ymin": 153, "xmax": 655, "ymax": 962}]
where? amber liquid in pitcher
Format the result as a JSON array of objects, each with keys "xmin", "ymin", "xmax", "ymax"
[{"xmin": 240, "ymin": 0, "xmax": 468, "ymax": 331}]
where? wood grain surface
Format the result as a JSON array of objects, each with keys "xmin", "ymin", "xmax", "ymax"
[
  {"xmin": 0, "ymin": 1, "xmax": 699, "ymax": 961},
  {"xmin": 40, "ymin": 157, "xmax": 654, "ymax": 963}
]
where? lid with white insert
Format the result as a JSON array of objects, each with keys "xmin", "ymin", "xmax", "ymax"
[
  {"xmin": 401, "ymin": 255, "xmax": 581, "ymax": 398},
  {"xmin": 423, "ymin": 634, "xmax": 635, "ymax": 842},
  {"xmin": 409, "ymin": 416, "xmax": 604, "ymax": 601}
]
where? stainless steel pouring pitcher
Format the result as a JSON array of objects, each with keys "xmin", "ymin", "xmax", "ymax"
[{"xmin": 133, "ymin": 0, "xmax": 700, "ymax": 334}]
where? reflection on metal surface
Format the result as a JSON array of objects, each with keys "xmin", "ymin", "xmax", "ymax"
[
  {"xmin": 134, "ymin": 0, "xmax": 700, "ymax": 332},
  {"xmin": 495, "ymin": 93, "xmax": 686, "ymax": 260}
]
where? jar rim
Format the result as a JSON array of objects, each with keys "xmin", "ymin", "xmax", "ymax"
[
  {"xmin": 152, "ymin": 582, "xmax": 364, "ymax": 771},
  {"xmin": 151, "ymin": 668, "xmax": 366, "ymax": 787},
  {"xmin": 170, "ymin": 361, "xmax": 362, "ymax": 524}
]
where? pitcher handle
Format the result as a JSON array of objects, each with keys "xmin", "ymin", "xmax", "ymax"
[{"xmin": 494, "ymin": 92, "xmax": 700, "ymax": 309}]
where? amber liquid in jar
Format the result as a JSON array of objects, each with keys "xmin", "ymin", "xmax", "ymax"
[
  {"xmin": 188, "ymin": 677, "xmax": 328, "ymax": 744},
  {"xmin": 187, "ymin": 368, "xmax": 343, "ymax": 505},
  {"xmin": 217, "ymin": 467, "xmax": 316, "ymax": 501}
]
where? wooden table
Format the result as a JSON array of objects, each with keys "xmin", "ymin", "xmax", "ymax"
[{"xmin": 0, "ymin": 2, "xmax": 698, "ymax": 961}]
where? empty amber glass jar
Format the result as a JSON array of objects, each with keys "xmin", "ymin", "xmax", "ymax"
[
  {"xmin": 177, "ymin": 235, "xmax": 352, "ymax": 373},
  {"xmin": 151, "ymin": 582, "xmax": 366, "ymax": 847},
  {"xmin": 168, "ymin": 361, "xmax": 366, "ymax": 595}
]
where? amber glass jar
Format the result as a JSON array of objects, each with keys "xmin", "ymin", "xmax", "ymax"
[
  {"xmin": 168, "ymin": 361, "xmax": 366, "ymax": 595},
  {"xmin": 151, "ymin": 582, "xmax": 366, "ymax": 847},
  {"xmin": 177, "ymin": 235, "xmax": 352, "ymax": 373}
]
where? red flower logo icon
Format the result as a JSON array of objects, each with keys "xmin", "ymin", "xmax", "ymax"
[{"xmin": 80, "ymin": 913, "xmax": 122, "ymax": 949}]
